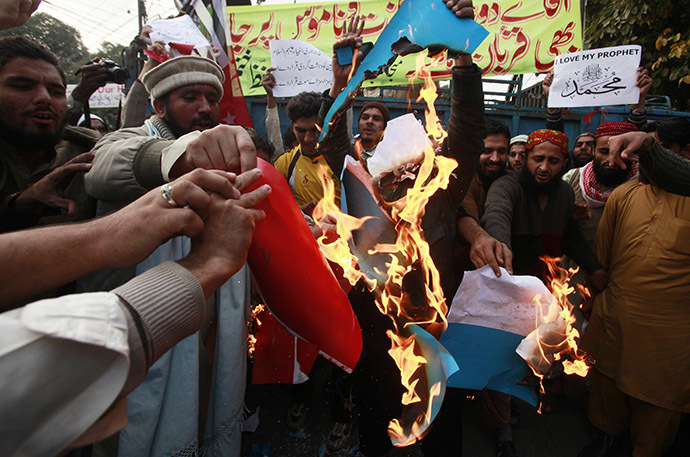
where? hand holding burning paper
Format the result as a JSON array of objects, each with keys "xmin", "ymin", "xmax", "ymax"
[{"xmin": 442, "ymin": 263, "xmax": 592, "ymax": 407}]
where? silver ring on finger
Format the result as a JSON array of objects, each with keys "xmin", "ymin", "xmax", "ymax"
[{"xmin": 159, "ymin": 183, "xmax": 179, "ymax": 207}]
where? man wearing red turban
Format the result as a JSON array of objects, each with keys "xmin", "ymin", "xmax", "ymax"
[{"xmin": 480, "ymin": 129, "xmax": 607, "ymax": 287}]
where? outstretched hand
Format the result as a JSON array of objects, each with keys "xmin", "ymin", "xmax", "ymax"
[
  {"xmin": 12, "ymin": 151, "xmax": 94, "ymax": 217},
  {"xmin": 181, "ymin": 172, "xmax": 271, "ymax": 297},
  {"xmin": 470, "ymin": 233, "xmax": 514, "ymax": 277},
  {"xmin": 171, "ymin": 125, "xmax": 258, "ymax": 178},
  {"xmin": 606, "ymin": 131, "xmax": 653, "ymax": 169},
  {"xmin": 104, "ymin": 168, "xmax": 242, "ymax": 269}
]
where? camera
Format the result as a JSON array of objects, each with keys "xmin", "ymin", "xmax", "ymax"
[{"xmin": 100, "ymin": 59, "xmax": 130, "ymax": 84}]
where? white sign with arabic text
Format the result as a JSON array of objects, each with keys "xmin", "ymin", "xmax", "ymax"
[
  {"xmin": 269, "ymin": 40, "xmax": 332, "ymax": 98},
  {"xmin": 548, "ymin": 45, "xmax": 641, "ymax": 108}
]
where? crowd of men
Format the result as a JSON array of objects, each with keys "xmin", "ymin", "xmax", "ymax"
[{"xmin": 0, "ymin": 0, "xmax": 688, "ymax": 456}]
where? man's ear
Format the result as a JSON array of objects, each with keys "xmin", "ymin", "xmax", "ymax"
[{"xmin": 152, "ymin": 98, "xmax": 166, "ymax": 119}]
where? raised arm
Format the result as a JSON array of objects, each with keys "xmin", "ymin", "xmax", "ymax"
[
  {"xmin": 607, "ymin": 131, "xmax": 690, "ymax": 196},
  {"xmin": 318, "ymin": 14, "xmax": 364, "ymax": 177},
  {"xmin": 261, "ymin": 67, "xmax": 285, "ymax": 157}
]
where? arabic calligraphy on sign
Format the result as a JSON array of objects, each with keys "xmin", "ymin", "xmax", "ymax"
[{"xmin": 548, "ymin": 45, "xmax": 642, "ymax": 108}]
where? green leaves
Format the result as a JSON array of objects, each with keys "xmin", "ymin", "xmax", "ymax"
[{"xmin": 585, "ymin": 0, "xmax": 690, "ymax": 110}]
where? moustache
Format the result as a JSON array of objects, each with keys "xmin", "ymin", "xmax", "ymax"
[{"xmin": 24, "ymin": 106, "xmax": 57, "ymax": 117}]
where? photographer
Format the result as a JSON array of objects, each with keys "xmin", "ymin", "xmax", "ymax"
[{"xmin": 67, "ymin": 57, "xmax": 128, "ymax": 127}]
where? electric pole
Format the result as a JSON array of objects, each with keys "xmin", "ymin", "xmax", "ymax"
[{"xmin": 137, "ymin": 0, "xmax": 147, "ymax": 34}]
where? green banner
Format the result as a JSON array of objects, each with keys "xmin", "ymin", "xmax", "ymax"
[{"xmin": 228, "ymin": 0, "xmax": 582, "ymax": 96}]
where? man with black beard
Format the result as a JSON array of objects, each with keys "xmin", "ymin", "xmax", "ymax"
[
  {"xmin": 0, "ymin": 36, "xmax": 100, "ymax": 233},
  {"xmin": 481, "ymin": 129, "xmax": 607, "ymax": 285},
  {"xmin": 456, "ymin": 118, "xmax": 513, "ymax": 276},
  {"xmin": 562, "ymin": 122, "xmax": 639, "ymax": 250},
  {"xmin": 472, "ymin": 130, "xmax": 606, "ymax": 456},
  {"xmin": 85, "ymin": 55, "xmax": 256, "ymax": 210}
]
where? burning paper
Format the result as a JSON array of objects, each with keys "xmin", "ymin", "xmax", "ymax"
[
  {"xmin": 442, "ymin": 266, "xmax": 565, "ymax": 406},
  {"xmin": 367, "ymin": 113, "xmax": 430, "ymax": 179}
]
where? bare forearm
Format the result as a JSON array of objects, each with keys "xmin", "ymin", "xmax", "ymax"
[
  {"xmin": 0, "ymin": 219, "xmax": 112, "ymax": 308},
  {"xmin": 177, "ymin": 256, "xmax": 240, "ymax": 299}
]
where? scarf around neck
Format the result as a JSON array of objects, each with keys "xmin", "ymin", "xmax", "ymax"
[{"xmin": 579, "ymin": 160, "xmax": 638, "ymax": 208}]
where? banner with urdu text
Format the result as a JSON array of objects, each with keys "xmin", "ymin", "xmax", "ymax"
[{"xmin": 228, "ymin": 0, "xmax": 582, "ymax": 96}]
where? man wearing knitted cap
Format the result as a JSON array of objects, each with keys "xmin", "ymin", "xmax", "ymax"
[
  {"xmin": 82, "ymin": 55, "xmax": 261, "ymax": 457},
  {"xmin": 481, "ymin": 129, "xmax": 606, "ymax": 285},
  {"xmin": 85, "ymin": 55, "xmax": 256, "ymax": 205}
]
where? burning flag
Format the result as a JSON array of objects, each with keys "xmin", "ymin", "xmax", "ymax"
[
  {"xmin": 245, "ymin": 159, "xmax": 362, "ymax": 373},
  {"xmin": 312, "ymin": 51, "xmax": 464, "ymax": 446},
  {"xmin": 441, "ymin": 261, "xmax": 593, "ymax": 408}
]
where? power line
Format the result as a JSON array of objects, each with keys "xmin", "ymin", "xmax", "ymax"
[
  {"xmin": 43, "ymin": 0, "xmax": 136, "ymax": 36},
  {"xmin": 41, "ymin": 0, "xmax": 140, "ymax": 48}
]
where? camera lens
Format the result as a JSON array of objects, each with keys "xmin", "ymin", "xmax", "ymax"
[{"xmin": 109, "ymin": 67, "xmax": 130, "ymax": 84}]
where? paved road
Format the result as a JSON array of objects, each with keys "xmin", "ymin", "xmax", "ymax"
[
  {"xmin": 242, "ymin": 364, "xmax": 597, "ymax": 457},
  {"xmin": 242, "ymin": 361, "xmax": 690, "ymax": 457}
]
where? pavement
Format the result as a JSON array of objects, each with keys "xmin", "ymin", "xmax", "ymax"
[
  {"xmin": 242, "ymin": 359, "xmax": 690, "ymax": 457},
  {"xmin": 242, "ymin": 362, "xmax": 598, "ymax": 457}
]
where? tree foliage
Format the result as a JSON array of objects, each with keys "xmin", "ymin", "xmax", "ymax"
[
  {"xmin": 0, "ymin": 12, "xmax": 90, "ymax": 82},
  {"xmin": 585, "ymin": 0, "xmax": 690, "ymax": 111},
  {"xmin": 91, "ymin": 41, "xmax": 127, "ymax": 67}
]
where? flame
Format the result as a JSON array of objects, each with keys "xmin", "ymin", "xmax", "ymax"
[
  {"xmin": 540, "ymin": 256, "xmax": 594, "ymax": 376},
  {"xmin": 313, "ymin": 50, "xmax": 458, "ymax": 446},
  {"xmin": 312, "ymin": 166, "xmax": 375, "ymax": 289},
  {"xmin": 524, "ymin": 257, "xmax": 594, "ymax": 396},
  {"xmin": 247, "ymin": 303, "xmax": 266, "ymax": 357}
]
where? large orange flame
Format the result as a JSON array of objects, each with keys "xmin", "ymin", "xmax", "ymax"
[
  {"xmin": 314, "ymin": 50, "xmax": 458, "ymax": 446},
  {"xmin": 524, "ymin": 257, "xmax": 594, "ymax": 393}
]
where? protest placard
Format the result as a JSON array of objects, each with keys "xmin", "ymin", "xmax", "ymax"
[
  {"xmin": 228, "ymin": 0, "xmax": 584, "ymax": 96},
  {"xmin": 66, "ymin": 83, "xmax": 124, "ymax": 109},
  {"xmin": 269, "ymin": 40, "xmax": 332, "ymax": 97},
  {"xmin": 548, "ymin": 44, "xmax": 641, "ymax": 108},
  {"xmin": 149, "ymin": 15, "xmax": 212, "ymax": 50}
]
